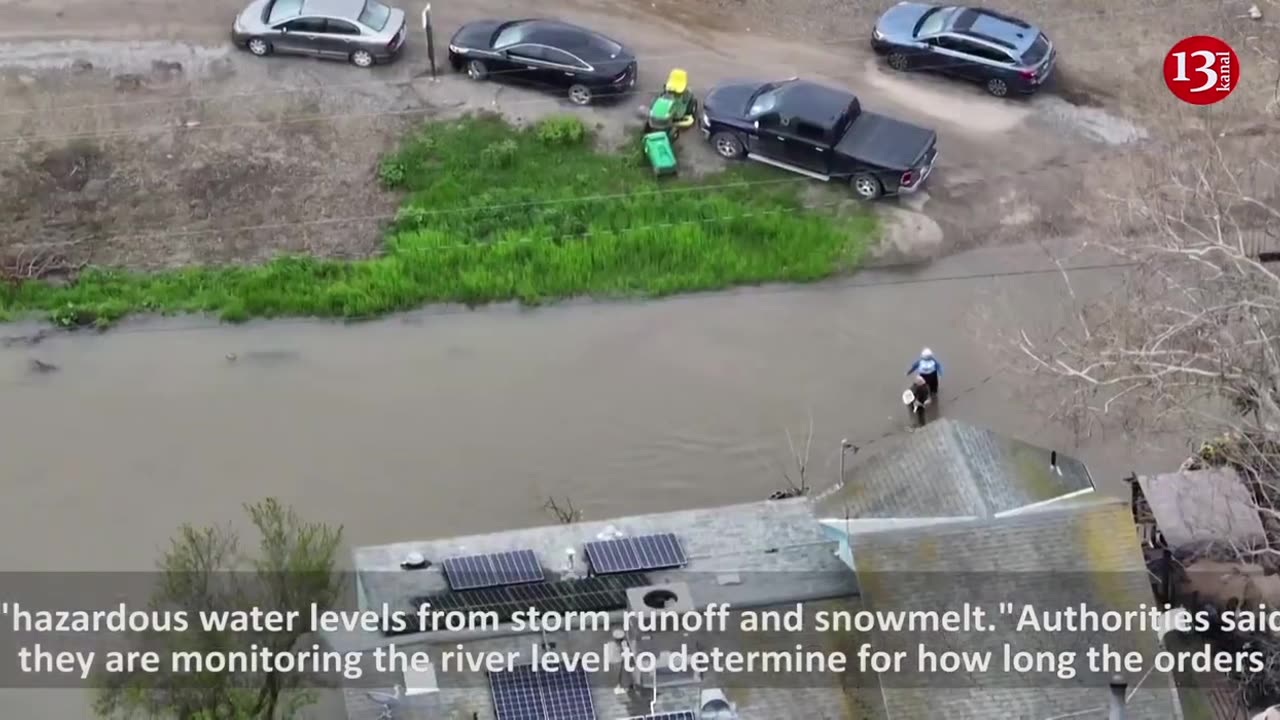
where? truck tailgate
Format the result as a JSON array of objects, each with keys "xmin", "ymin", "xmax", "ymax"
[{"xmin": 836, "ymin": 111, "xmax": 937, "ymax": 171}]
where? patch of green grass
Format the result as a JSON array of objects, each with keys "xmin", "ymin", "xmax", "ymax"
[{"xmin": 0, "ymin": 114, "xmax": 876, "ymax": 327}]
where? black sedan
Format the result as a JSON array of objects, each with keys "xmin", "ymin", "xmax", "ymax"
[
  {"xmin": 448, "ymin": 19, "xmax": 637, "ymax": 106},
  {"xmin": 870, "ymin": 3, "xmax": 1055, "ymax": 97}
]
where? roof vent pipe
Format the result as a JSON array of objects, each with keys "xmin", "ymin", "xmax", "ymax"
[
  {"xmin": 1109, "ymin": 674, "xmax": 1127, "ymax": 720},
  {"xmin": 400, "ymin": 552, "xmax": 429, "ymax": 570}
]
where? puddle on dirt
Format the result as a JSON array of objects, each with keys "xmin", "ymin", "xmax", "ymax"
[
  {"xmin": 1047, "ymin": 70, "xmax": 1111, "ymax": 109},
  {"xmin": 1034, "ymin": 96, "xmax": 1149, "ymax": 146}
]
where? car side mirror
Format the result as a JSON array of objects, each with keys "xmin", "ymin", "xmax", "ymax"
[
  {"xmin": 753, "ymin": 120, "xmax": 759, "ymax": 129},
  {"xmin": 279, "ymin": 26, "xmax": 288, "ymax": 33}
]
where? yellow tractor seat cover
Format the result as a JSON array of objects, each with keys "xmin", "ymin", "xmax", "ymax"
[{"xmin": 665, "ymin": 69, "xmax": 688, "ymax": 95}]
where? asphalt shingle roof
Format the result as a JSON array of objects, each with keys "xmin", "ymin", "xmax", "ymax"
[
  {"xmin": 818, "ymin": 418, "xmax": 1095, "ymax": 519},
  {"xmin": 847, "ymin": 498, "xmax": 1179, "ymax": 720}
]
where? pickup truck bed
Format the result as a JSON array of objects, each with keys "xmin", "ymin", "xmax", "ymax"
[{"xmin": 836, "ymin": 111, "xmax": 937, "ymax": 171}]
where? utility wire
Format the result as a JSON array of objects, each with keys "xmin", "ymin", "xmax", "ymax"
[{"xmin": 0, "ymin": 0, "xmax": 1197, "ymax": 118}]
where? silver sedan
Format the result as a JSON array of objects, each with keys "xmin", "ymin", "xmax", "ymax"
[{"xmin": 231, "ymin": 0, "xmax": 407, "ymax": 67}]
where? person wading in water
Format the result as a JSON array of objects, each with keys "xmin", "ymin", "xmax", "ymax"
[{"xmin": 907, "ymin": 347, "xmax": 942, "ymax": 397}]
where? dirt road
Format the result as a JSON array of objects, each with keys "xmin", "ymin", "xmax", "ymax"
[{"xmin": 0, "ymin": 0, "xmax": 1173, "ymax": 273}]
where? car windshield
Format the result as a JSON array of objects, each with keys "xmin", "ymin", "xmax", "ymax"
[
  {"xmin": 748, "ymin": 87, "xmax": 779, "ymax": 117},
  {"xmin": 493, "ymin": 21, "xmax": 530, "ymax": 48},
  {"xmin": 266, "ymin": 0, "xmax": 303, "ymax": 24},
  {"xmin": 357, "ymin": 0, "xmax": 391, "ymax": 31},
  {"xmin": 914, "ymin": 6, "xmax": 955, "ymax": 37}
]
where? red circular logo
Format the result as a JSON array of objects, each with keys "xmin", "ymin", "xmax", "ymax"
[{"xmin": 1163, "ymin": 35, "xmax": 1239, "ymax": 105}]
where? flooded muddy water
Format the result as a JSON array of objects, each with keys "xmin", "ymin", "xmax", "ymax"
[{"xmin": 0, "ymin": 242, "xmax": 1190, "ymax": 572}]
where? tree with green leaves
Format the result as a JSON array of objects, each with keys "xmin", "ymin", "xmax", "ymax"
[{"xmin": 94, "ymin": 498, "xmax": 345, "ymax": 720}]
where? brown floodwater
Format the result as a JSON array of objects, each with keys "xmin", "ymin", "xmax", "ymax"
[{"xmin": 0, "ymin": 241, "xmax": 1189, "ymax": 575}]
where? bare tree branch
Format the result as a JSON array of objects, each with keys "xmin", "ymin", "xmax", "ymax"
[
  {"xmin": 1014, "ymin": 131, "xmax": 1280, "ymax": 443},
  {"xmin": 772, "ymin": 411, "xmax": 815, "ymax": 500},
  {"xmin": 542, "ymin": 497, "xmax": 582, "ymax": 525},
  {"xmin": 1, "ymin": 240, "xmax": 87, "ymax": 284},
  {"xmin": 1009, "ymin": 127, "xmax": 1280, "ymax": 706}
]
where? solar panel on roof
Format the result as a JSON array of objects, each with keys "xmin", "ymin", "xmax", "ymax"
[
  {"xmin": 442, "ymin": 549, "xmax": 545, "ymax": 591},
  {"xmin": 583, "ymin": 532, "xmax": 686, "ymax": 575},
  {"xmin": 401, "ymin": 572, "xmax": 650, "ymax": 633},
  {"xmin": 489, "ymin": 665, "xmax": 542, "ymax": 720},
  {"xmin": 489, "ymin": 665, "xmax": 596, "ymax": 720}
]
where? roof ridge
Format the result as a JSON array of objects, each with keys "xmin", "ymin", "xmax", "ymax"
[
  {"xmin": 938, "ymin": 419, "xmax": 992, "ymax": 517},
  {"xmin": 842, "ymin": 494, "xmax": 1127, "ymax": 540}
]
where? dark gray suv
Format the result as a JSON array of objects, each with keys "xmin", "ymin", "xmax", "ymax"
[
  {"xmin": 871, "ymin": 3, "xmax": 1055, "ymax": 97},
  {"xmin": 232, "ymin": 0, "xmax": 407, "ymax": 67}
]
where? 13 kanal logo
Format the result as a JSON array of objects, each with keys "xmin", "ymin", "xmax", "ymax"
[{"xmin": 1163, "ymin": 35, "xmax": 1240, "ymax": 105}]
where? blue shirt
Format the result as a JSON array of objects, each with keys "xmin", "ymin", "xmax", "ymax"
[{"xmin": 908, "ymin": 357, "xmax": 942, "ymax": 376}]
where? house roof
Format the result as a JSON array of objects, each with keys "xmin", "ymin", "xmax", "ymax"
[
  {"xmin": 817, "ymin": 418, "xmax": 1095, "ymax": 519},
  {"xmin": 349, "ymin": 498, "xmax": 855, "ymax": 644},
  {"xmin": 338, "ymin": 499, "xmax": 879, "ymax": 720},
  {"xmin": 844, "ymin": 497, "xmax": 1180, "ymax": 720},
  {"xmin": 1138, "ymin": 468, "xmax": 1264, "ymax": 550}
]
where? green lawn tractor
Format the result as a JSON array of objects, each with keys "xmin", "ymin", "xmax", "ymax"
[{"xmin": 642, "ymin": 68, "xmax": 698, "ymax": 177}]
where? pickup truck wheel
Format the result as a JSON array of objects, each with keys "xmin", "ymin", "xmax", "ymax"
[
  {"xmin": 851, "ymin": 173, "xmax": 883, "ymax": 200},
  {"xmin": 985, "ymin": 77, "xmax": 1009, "ymax": 97},
  {"xmin": 711, "ymin": 131, "xmax": 745, "ymax": 160},
  {"xmin": 887, "ymin": 53, "xmax": 909, "ymax": 71}
]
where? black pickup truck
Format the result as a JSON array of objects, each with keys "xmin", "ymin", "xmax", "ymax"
[{"xmin": 699, "ymin": 78, "xmax": 938, "ymax": 200}]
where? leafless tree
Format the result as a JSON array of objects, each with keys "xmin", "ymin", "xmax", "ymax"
[
  {"xmin": 1016, "ymin": 129, "xmax": 1280, "ymax": 461},
  {"xmin": 543, "ymin": 496, "xmax": 582, "ymax": 524},
  {"xmin": 771, "ymin": 412, "xmax": 814, "ymax": 500},
  {"xmin": 1013, "ymin": 130, "xmax": 1280, "ymax": 707}
]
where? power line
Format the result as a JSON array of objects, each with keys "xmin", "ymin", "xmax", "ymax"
[{"xmin": 0, "ymin": 1, "xmax": 1195, "ymax": 118}]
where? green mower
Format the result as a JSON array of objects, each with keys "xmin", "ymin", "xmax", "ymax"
[{"xmin": 641, "ymin": 68, "xmax": 698, "ymax": 176}]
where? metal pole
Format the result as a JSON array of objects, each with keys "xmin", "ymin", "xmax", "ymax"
[
  {"xmin": 421, "ymin": 4, "xmax": 437, "ymax": 79},
  {"xmin": 838, "ymin": 439, "xmax": 852, "ymax": 488}
]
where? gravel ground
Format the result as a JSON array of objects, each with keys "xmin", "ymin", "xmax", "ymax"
[
  {"xmin": 2, "ymin": 0, "xmax": 1263, "ymax": 275},
  {"xmin": 670, "ymin": 0, "xmax": 1277, "ymax": 120}
]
